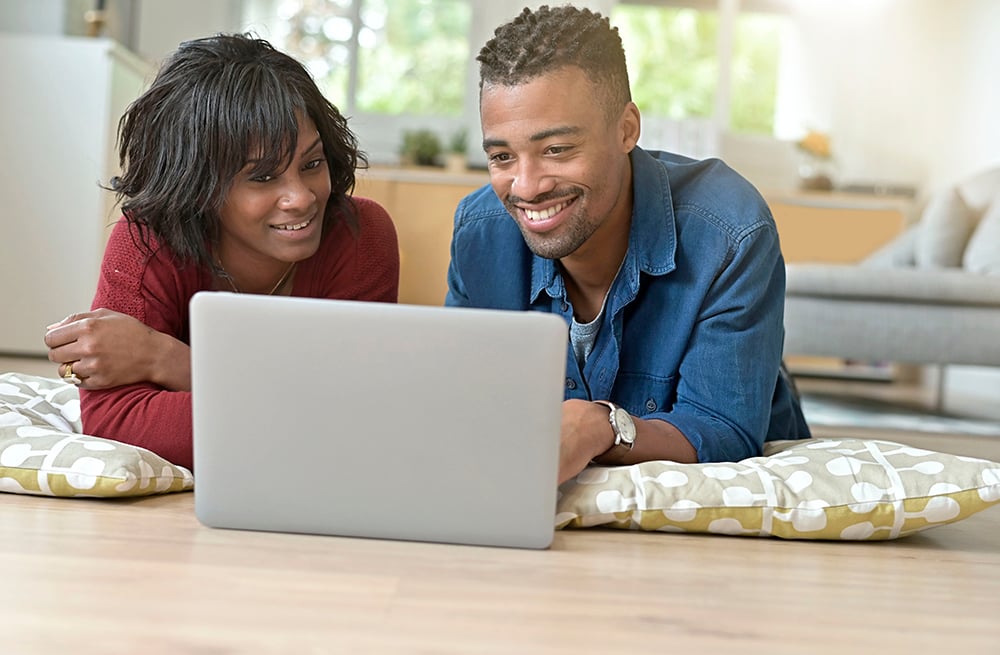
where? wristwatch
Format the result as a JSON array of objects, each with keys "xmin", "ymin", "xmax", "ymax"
[{"xmin": 592, "ymin": 401, "xmax": 637, "ymax": 464}]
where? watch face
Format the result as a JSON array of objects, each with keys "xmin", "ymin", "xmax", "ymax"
[{"xmin": 613, "ymin": 407, "xmax": 637, "ymax": 445}]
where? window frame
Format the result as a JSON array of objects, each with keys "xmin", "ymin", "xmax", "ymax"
[{"xmin": 242, "ymin": 0, "xmax": 792, "ymax": 165}]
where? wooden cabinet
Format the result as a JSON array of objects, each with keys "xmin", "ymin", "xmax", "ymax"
[
  {"xmin": 355, "ymin": 167, "xmax": 488, "ymax": 306},
  {"xmin": 766, "ymin": 191, "xmax": 914, "ymax": 264}
]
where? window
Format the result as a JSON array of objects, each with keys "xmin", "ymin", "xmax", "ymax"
[
  {"xmin": 613, "ymin": 1, "xmax": 786, "ymax": 135},
  {"xmin": 247, "ymin": 0, "xmax": 789, "ymax": 164},
  {"xmin": 269, "ymin": 0, "xmax": 470, "ymax": 117}
]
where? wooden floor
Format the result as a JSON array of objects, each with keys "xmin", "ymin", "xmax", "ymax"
[
  {"xmin": 1, "ymin": 453, "xmax": 998, "ymax": 655},
  {"xmin": 2, "ymin": 355, "xmax": 1000, "ymax": 652}
]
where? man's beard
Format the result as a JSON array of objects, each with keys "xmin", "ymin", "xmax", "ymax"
[{"xmin": 503, "ymin": 188, "xmax": 600, "ymax": 260}]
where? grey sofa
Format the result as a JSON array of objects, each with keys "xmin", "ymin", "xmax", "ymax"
[{"xmin": 783, "ymin": 167, "xmax": 1000, "ymax": 374}]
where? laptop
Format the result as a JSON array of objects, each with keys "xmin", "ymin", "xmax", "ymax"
[{"xmin": 189, "ymin": 292, "xmax": 567, "ymax": 549}]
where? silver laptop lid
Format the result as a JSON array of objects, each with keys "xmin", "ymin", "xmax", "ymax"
[{"xmin": 190, "ymin": 292, "xmax": 566, "ymax": 549}]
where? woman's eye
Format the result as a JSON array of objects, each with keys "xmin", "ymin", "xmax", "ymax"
[
  {"xmin": 304, "ymin": 158, "xmax": 325, "ymax": 171},
  {"xmin": 250, "ymin": 173, "xmax": 274, "ymax": 183}
]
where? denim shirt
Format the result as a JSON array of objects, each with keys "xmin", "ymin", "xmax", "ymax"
[{"xmin": 446, "ymin": 147, "xmax": 810, "ymax": 462}]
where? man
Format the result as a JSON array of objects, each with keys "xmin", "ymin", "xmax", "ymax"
[{"xmin": 446, "ymin": 5, "xmax": 810, "ymax": 484}]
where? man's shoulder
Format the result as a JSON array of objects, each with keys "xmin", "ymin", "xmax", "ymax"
[
  {"xmin": 456, "ymin": 183, "xmax": 506, "ymax": 221},
  {"xmin": 651, "ymin": 151, "xmax": 765, "ymax": 202},
  {"xmin": 453, "ymin": 183, "xmax": 520, "ymax": 240},
  {"xmin": 644, "ymin": 150, "xmax": 771, "ymax": 230}
]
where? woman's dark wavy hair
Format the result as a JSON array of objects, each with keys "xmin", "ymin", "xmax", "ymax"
[
  {"xmin": 476, "ymin": 5, "xmax": 631, "ymax": 119},
  {"xmin": 111, "ymin": 33, "xmax": 366, "ymax": 267}
]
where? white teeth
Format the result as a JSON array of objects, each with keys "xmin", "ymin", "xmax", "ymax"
[
  {"xmin": 524, "ymin": 201, "xmax": 568, "ymax": 222},
  {"xmin": 273, "ymin": 219, "xmax": 311, "ymax": 231}
]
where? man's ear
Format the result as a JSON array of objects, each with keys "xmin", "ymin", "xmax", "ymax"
[{"xmin": 619, "ymin": 102, "xmax": 641, "ymax": 153}]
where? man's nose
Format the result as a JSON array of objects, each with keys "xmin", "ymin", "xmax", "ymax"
[{"xmin": 510, "ymin": 158, "xmax": 556, "ymax": 202}]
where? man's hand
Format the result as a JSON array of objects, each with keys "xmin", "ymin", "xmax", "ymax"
[
  {"xmin": 43, "ymin": 308, "xmax": 190, "ymax": 391},
  {"xmin": 558, "ymin": 399, "xmax": 615, "ymax": 484},
  {"xmin": 558, "ymin": 399, "xmax": 699, "ymax": 485}
]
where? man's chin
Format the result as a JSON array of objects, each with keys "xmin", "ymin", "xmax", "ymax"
[{"xmin": 521, "ymin": 232, "xmax": 575, "ymax": 260}]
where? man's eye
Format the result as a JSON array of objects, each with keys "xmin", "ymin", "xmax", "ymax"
[{"xmin": 489, "ymin": 152, "xmax": 512, "ymax": 163}]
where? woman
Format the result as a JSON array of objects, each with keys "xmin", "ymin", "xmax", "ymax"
[{"xmin": 43, "ymin": 34, "xmax": 399, "ymax": 469}]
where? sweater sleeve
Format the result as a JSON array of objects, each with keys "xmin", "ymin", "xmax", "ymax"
[{"xmin": 79, "ymin": 220, "xmax": 197, "ymax": 469}]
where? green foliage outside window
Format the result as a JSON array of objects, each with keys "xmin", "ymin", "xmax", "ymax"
[
  {"xmin": 730, "ymin": 13, "xmax": 782, "ymax": 135},
  {"xmin": 356, "ymin": 0, "xmax": 469, "ymax": 115},
  {"xmin": 278, "ymin": 0, "xmax": 469, "ymax": 116},
  {"xmin": 614, "ymin": 6, "xmax": 719, "ymax": 123},
  {"xmin": 612, "ymin": 4, "xmax": 783, "ymax": 135},
  {"xmin": 277, "ymin": 0, "xmax": 780, "ymax": 133}
]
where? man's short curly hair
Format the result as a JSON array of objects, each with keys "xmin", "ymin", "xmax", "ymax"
[{"xmin": 477, "ymin": 5, "xmax": 631, "ymax": 118}]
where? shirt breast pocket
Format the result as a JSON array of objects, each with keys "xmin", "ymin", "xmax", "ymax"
[{"xmin": 611, "ymin": 372, "xmax": 676, "ymax": 416}]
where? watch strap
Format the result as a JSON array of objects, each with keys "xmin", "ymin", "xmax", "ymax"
[{"xmin": 592, "ymin": 400, "xmax": 634, "ymax": 464}]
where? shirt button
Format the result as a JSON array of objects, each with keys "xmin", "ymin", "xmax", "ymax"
[
  {"xmin": 566, "ymin": 378, "xmax": 577, "ymax": 390},
  {"xmin": 645, "ymin": 398, "xmax": 657, "ymax": 411},
  {"xmin": 561, "ymin": 302, "xmax": 569, "ymax": 312}
]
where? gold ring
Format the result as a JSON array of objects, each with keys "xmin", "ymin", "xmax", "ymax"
[{"xmin": 63, "ymin": 362, "xmax": 82, "ymax": 386}]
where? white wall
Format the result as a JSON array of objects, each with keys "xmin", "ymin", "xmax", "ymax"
[
  {"xmin": 778, "ymin": 0, "xmax": 1000, "ymax": 197},
  {"xmin": 945, "ymin": 0, "xmax": 1000, "ymax": 188},
  {"xmin": 133, "ymin": 0, "xmax": 242, "ymax": 64},
  {"xmin": 0, "ymin": 0, "xmax": 66, "ymax": 34}
]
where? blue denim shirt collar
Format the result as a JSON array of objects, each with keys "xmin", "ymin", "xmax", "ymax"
[{"xmin": 529, "ymin": 147, "xmax": 677, "ymax": 304}]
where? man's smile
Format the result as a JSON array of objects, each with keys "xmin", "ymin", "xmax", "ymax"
[{"xmin": 523, "ymin": 199, "xmax": 572, "ymax": 222}]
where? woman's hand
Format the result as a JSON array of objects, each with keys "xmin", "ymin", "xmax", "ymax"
[{"xmin": 43, "ymin": 308, "xmax": 191, "ymax": 391}]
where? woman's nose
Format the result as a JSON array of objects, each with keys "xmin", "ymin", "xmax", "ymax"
[{"xmin": 278, "ymin": 174, "xmax": 315, "ymax": 211}]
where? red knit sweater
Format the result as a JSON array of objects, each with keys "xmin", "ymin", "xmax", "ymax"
[{"xmin": 80, "ymin": 197, "xmax": 399, "ymax": 469}]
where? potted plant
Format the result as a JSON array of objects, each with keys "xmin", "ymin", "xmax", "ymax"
[
  {"xmin": 399, "ymin": 129, "xmax": 442, "ymax": 167},
  {"xmin": 444, "ymin": 127, "xmax": 467, "ymax": 173}
]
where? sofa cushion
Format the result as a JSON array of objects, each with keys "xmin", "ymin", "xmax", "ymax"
[
  {"xmin": 862, "ymin": 226, "xmax": 917, "ymax": 268},
  {"xmin": 915, "ymin": 188, "xmax": 977, "ymax": 269},
  {"xmin": 955, "ymin": 166, "xmax": 1000, "ymax": 213},
  {"xmin": 963, "ymin": 198, "xmax": 1000, "ymax": 275}
]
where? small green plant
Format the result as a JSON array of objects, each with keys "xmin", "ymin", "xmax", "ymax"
[
  {"xmin": 399, "ymin": 129, "xmax": 442, "ymax": 167},
  {"xmin": 447, "ymin": 127, "xmax": 467, "ymax": 154}
]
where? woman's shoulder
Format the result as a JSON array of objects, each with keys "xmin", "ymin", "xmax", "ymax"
[
  {"xmin": 347, "ymin": 195, "xmax": 398, "ymax": 249},
  {"xmin": 102, "ymin": 218, "xmax": 155, "ymax": 264},
  {"xmin": 350, "ymin": 195, "xmax": 393, "ymax": 226},
  {"xmin": 309, "ymin": 197, "xmax": 399, "ymax": 267},
  {"xmin": 105, "ymin": 216, "xmax": 172, "ymax": 256}
]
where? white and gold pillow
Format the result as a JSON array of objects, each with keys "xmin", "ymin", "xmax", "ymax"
[
  {"xmin": 4, "ymin": 373, "xmax": 999, "ymax": 538},
  {"xmin": 0, "ymin": 373, "xmax": 192, "ymax": 498},
  {"xmin": 557, "ymin": 438, "xmax": 1000, "ymax": 540}
]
